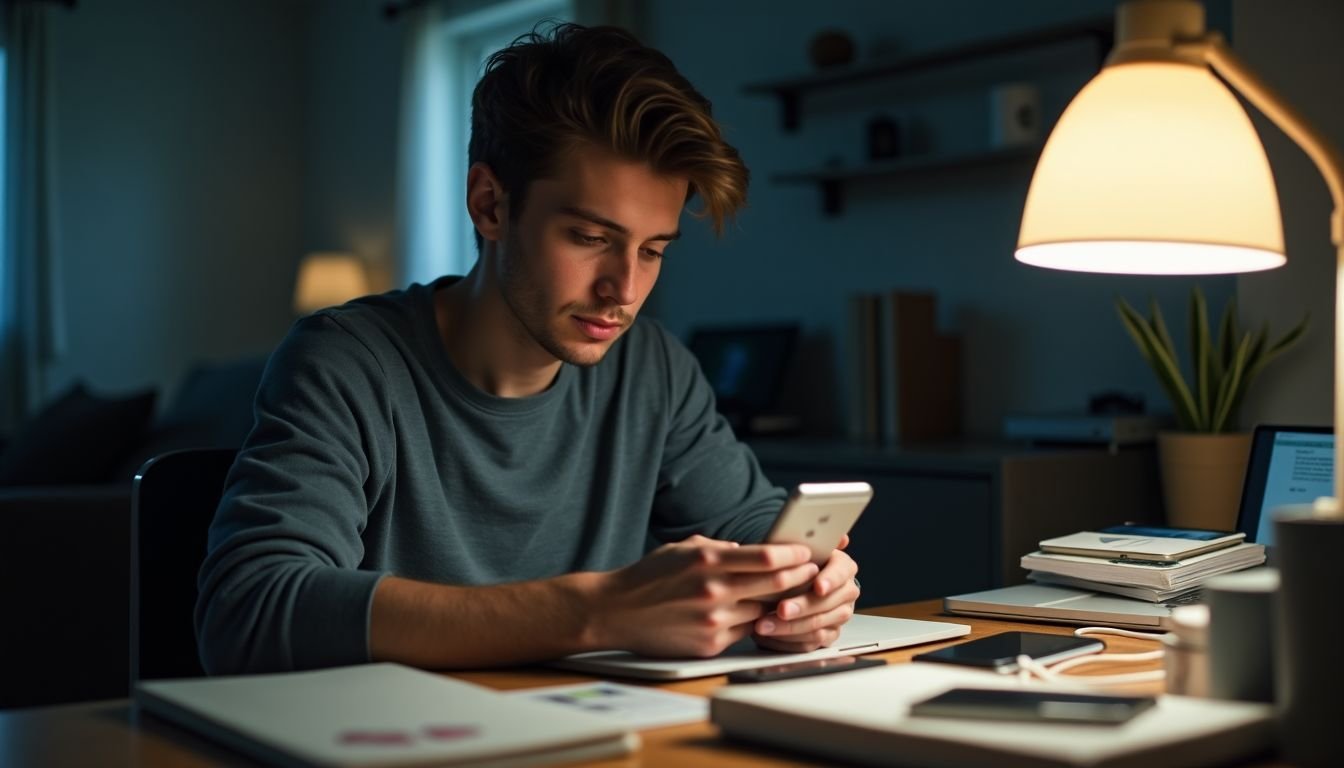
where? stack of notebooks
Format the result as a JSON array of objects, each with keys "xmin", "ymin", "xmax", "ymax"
[{"xmin": 1020, "ymin": 526, "xmax": 1266, "ymax": 602}]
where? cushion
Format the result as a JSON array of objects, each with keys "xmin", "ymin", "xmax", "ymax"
[
  {"xmin": 156, "ymin": 357, "xmax": 266, "ymax": 445},
  {"xmin": 0, "ymin": 382, "xmax": 157, "ymax": 486},
  {"xmin": 110, "ymin": 357, "xmax": 266, "ymax": 482}
]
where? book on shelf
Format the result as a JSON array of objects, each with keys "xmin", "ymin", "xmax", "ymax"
[
  {"xmin": 711, "ymin": 661, "xmax": 1273, "ymax": 768},
  {"xmin": 1026, "ymin": 571, "xmax": 1203, "ymax": 603},
  {"xmin": 1039, "ymin": 529, "xmax": 1244, "ymax": 562},
  {"xmin": 847, "ymin": 290, "xmax": 960, "ymax": 443},
  {"xmin": 135, "ymin": 663, "xmax": 637, "ymax": 768},
  {"xmin": 1020, "ymin": 543, "xmax": 1266, "ymax": 590}
]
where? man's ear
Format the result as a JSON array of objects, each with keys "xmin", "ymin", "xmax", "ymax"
[{"xmin": 466, "ymin": 162, "xmax": 508, "ymax": 243}]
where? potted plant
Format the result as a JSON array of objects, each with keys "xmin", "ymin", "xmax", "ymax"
[{"xmin": 1117, "ymin": 286, "xmax": 1308, "ymax": 530}]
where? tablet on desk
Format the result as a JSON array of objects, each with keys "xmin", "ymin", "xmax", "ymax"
[{"xmin": 550, "ymin": 614, "xmax": 969, "ymax": 680}]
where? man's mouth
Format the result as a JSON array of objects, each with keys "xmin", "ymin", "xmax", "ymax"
[{"xmin": 573, "ymin": 315, "xmax": 625, "ymax": 341}]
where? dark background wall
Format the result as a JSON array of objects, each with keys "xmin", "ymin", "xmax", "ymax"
[
  {"xmin": 45, "ymin": 0, "xmax": 308, "ymax": 401},
  {"xmin": 28, "ymin": 0, "xmax": 1341, "ymax": 438}
]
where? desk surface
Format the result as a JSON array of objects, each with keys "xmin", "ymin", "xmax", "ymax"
[{"xmin": 0, "ymin": 601, "xmax": 1176, "ymax": 768}]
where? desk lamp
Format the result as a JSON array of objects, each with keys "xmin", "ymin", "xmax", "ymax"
[
  {"xmin": 1014, "ymin": 1, "xmax": 1342, "ymax": 763},
  {"xmin": 293, "ymin": 252, "xmax": 371, "ymax": 315}
]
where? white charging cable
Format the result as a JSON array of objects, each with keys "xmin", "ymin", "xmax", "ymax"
[{"xmin": 1013, "ymin": 626, "xmax": 1169, "ymax": 686}]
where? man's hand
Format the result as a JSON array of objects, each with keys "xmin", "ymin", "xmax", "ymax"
[
  {"xmin": 590, "ymin": 535, "xmax": 819, "ymax": 658},
  {"xmin": 752, "ymin": 534, "xmax": 859, "ymax": 653}
]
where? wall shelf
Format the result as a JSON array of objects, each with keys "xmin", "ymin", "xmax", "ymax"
[
  {"xmin": 773, "ymin": 144, "xmax": 1043, "ymax": 215},
  {"xmin": 744, "ymin": 18, "xmax": 1112, "ymax": 215},
  {"xmin": 743, "ymin": 18, "xmax": 1113, "ymax": 132}
]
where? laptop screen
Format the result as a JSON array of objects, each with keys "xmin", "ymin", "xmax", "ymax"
[{"xmin": 1238, "ymin": 425, "xmax": 1334, "ymax": 545}]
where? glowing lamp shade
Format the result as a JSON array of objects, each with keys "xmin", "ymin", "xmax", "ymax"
[
  {"xmin": 1016, "ymin": 61, "xmax": 1285, "ymax": 275},
  {"xmin": 293, "ymin": 252, "xmax": 370, "ymax": 314}
]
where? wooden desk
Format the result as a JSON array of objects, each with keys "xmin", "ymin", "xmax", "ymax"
[{"xmin": 0, "ymin": 601, "xmax": 1170, "ymax": 768}]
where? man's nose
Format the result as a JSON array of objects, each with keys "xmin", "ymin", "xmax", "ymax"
[{"xmin": 595, "ymin": 248, "xmax": 639, "ymax": 306}]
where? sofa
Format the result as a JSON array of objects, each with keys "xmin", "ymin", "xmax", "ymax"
[{"xmin": 0, "ymin": 357, "xmax": 266, "ymax": 709}]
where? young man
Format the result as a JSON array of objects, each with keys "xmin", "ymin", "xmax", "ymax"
[{"xmin": 196, "ymin": 23, "xmax": 859, "ymax": 675}]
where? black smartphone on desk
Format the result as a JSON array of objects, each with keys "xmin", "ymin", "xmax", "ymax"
[
  {"xmin": 912, "ymin": 631, "xmax": 1103, "ymax": 673},
  {"xmin": 910, "ymin": 688, "xmax": 1155, "ymax": 725},
  {"xmin": 727, "ymin": 655, "xmax": 885, "ymax": 683}
]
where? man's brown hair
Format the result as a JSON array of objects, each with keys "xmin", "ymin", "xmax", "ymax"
[{"xmin": 469, "ymin": 22, "xmax": 748, "ymax": 244}]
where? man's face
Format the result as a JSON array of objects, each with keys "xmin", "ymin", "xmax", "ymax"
[{"xmin": 494, "ymin": 145, "xmax": 688, "ymax": 367}]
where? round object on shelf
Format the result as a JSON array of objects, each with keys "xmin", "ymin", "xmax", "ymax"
[{"xmin": 809, "ymin": 30, "xmax": 855, "ymax": 69}]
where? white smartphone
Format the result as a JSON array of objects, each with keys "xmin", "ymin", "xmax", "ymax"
[{"xmin": 765, "ymin": 482, "xmax": 873, "ymax": 564}]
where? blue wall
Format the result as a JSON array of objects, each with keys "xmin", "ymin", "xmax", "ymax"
[
  {"xmin": 43, "ymin": 0, "xmax": 1314, "ymax": 441},
  {"xmin": 44, "ymin": 0, "xmax": 307, "ymax": 403},
  {"xmin": 642, "ymin": 0, "xmax": 1236, "ymax": 437}
]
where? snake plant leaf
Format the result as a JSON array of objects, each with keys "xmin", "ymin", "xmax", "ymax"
[
  {"xmin": 1191, "ymin": 286, "xmax": 1212, "ymax": 429},
  {"xmin": 1224, "ymin": 315, "xmax": 1310, "ymax": 428},
  {"xmin": 1217, "ymin": 296, "xmax": 1238, "ymax": 371},
  {"xmin": 1150, "ymin": 297, "xmax": 1178, "ymax": 360},
  {"xmin": 1117, "ymin": 299, "xmax": 1157, "ymax": 366},
  {"xmin": 1246, "ymin": 312, "xmax": 1310, "ymax": 381},
  {"xmin": 1119, "ymin": 291, "xmax": 1306, "ymax": 434},
  {"xmin": 1220, "ymin": 326, "xmax": 1268, "ymax": 429},
  {"xmin": 1117, "ymin": 299, "xmax": 1201, "ymax": 430},
  {"xmin": 1243, "ymin": 323, "xmax": 1269, "ymax": 378},
  {"xmin": 1212, "ymin": 333, "xmax": 1253, "ymax": 433},
  {"xmin": 1213, "ymin": 296, "xmax": 1236, "ymax": 388}
]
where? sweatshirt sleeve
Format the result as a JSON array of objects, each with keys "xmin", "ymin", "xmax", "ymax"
[
  {"xmin": 648, "ymin": 327, "xmax": 786, "ymax": 545},
  {"xmin": 195, "ymin": 314, "xmax": 394, "ymax": 675}
]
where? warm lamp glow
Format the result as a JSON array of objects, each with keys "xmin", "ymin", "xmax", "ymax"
[
  {"xmin": 293, "ymin": 252, "xmax": 370, "ymax": 314},
  {"xmin": 1016, "ymin": 62, "xmax": 1285, "ymax": 273},
  {"xmin": 1016, "ymin": 241, "xmax": 1284, "ymax": 275}
]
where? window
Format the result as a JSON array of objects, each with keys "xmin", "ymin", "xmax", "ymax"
[{"xmin": 399, "ymin": 0, "xmax": 574, "ymax": 286}]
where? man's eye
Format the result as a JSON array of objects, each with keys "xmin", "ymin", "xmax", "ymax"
[
  {"xmin": 641, "ymin": 248, "xmax": 665, "ymax": 260},
  {"xmin": 571, "ymin": 231, "xmax": 606, "ymax": 246}
]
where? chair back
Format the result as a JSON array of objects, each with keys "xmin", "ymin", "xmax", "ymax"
[{"xmin": 131, "ymin": 448, "xmax": 237, "ymax": 683}]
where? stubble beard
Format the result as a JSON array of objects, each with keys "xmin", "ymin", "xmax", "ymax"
[{"xmin": 498, "ymin": 233, "xmax": 625, "ymax": 369}]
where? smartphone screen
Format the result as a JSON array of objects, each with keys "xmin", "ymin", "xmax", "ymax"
[
  {"xmin": 910, "ymin": 688, "xmax": 1155, "ymax": 725},
  {"xmin": 912, "ymin": 632, "xmax": 1103, "ymax": 673}
]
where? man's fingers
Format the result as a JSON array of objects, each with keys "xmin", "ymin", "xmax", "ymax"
[
  {"xmin": 704, "ymin": 543, "xmax": 814, "ymax": 572},
  {"xmin": 753, "ymin": 627, "xmax": 842, "ymax": 654},
  {"xmin": 676, "ymin": 535, "xmax": 739, "ymax": 551},
  {"xmin": 712, "ymin": 600, "xmax": 767, "ymax": 629},
  {"xmin": 756, "ymin": 600, "xmax": 855, "ymax": 637},
  {"xmin": 811, "ymin": 549, "xmax": 858, "ymax": 598},
  {"xmin": 773, "ymin": 576, "xmax": 859, "ymax": 623},
  {"xmin": 725, "ymin": 561, "xmax": 818, "ymax": 600}
]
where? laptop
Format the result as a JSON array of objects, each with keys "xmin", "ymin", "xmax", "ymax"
[
  {"xmin": 944, "ymin": 424, "xmax": 1333, "ymax": 629},
  {"xmin": 551, "ymin": 613, "xmax": 970, "ymax": 680}
]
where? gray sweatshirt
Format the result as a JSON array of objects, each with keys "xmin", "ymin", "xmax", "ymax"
[{"xmin": 194, "ymin": 278, "xmax": 784, "ymax": 675}]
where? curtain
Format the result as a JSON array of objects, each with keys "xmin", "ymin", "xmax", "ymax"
[
  {"xmin": 394, "ymin": 1, "xmax": 455, "ymax": 288},
  {"xmin": 1, "ymin": 1, "xmax": 64, "ymax": 430},
  {"xmin": 393, "ymin": 0, "xmax": 577, "ymax": 288}
]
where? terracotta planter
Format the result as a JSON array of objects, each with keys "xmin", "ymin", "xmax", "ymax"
[{"xmin": 1157, "ymin": 431, "xmax": 1252, "ymax": 531}]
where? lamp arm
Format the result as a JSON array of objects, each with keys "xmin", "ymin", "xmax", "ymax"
[
  {"xmin": 1183, "ymin": 34, "xmax": 1344, "ymax": 514},
  {"xmin": 1188, "ymin": 35, "xmax": 1344, "ymax": 247}
]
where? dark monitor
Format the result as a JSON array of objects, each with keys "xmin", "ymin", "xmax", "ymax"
[{"xmin": 686, "ymin": 325, "xmax": 798, "ymax": 430}]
